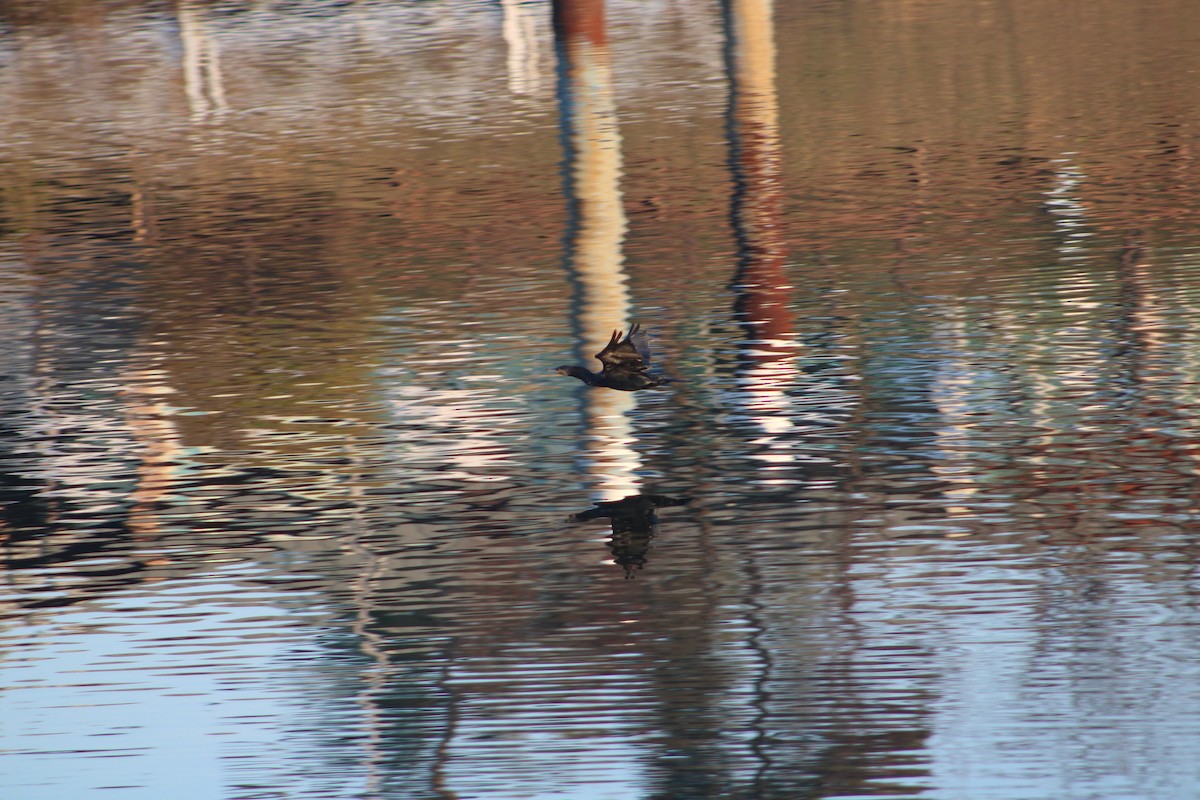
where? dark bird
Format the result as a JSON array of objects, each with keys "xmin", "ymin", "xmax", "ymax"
[
  {"xmin": 572, "ymin": 493, "xmax": 690, "ymax": 578},
  {"xmin": 555, "ymin": 323, "xmax": 671, "ymax": 391}
]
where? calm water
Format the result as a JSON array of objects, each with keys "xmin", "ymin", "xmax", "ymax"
[{"xmin": 4, "ymin": 1, "xmax": 1200, "ymax": 798}]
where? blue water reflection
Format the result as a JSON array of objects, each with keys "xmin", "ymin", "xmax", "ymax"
[{"xmin": 6, "ymin": 570, "xmax": 344, "ymax": 799}]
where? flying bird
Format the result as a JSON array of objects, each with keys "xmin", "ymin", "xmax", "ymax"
[{"xmin": 555, "ymin": 323, "xmax": 671, "ymax": 391}]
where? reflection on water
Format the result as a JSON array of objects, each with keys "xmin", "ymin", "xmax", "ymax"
[
  {"xmin": 5, "ymin": 0, "xmax": 1200, "ymax": 798},
  {"xmin": 572, "ymin": 493, "xmax": 689, "ymax": 578},
  {"xmin": 555, "ymin": 0, "xmax": 644, "ymax": 503}
]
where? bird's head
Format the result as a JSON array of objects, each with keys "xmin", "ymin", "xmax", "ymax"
[{"xmin": 555, "ymin": 365, "xmax": 594, "ymax": 384}]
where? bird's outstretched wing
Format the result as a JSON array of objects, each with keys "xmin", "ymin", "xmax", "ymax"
[{"xmin": 595, "ymin": 324, "xmax": 652, "ymax": 373}]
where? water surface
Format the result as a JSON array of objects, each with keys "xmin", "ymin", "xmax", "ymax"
[{"xmin": 4, "ymin": 1, "xmax": 1200, "ymax": 798}]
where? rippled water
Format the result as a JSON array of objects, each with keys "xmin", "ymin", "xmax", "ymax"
[{"xmin": 4, "ymin": 1, "xmax": 1200, "ymax": 798}]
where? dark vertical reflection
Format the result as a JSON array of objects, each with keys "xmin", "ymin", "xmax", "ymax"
[
  {"xmin": 553, "ymin": 0, "xmax": 642, "ymax": 502},
  {"xmin": 722, "ymin": 1, "xmax": 793, "ymax": 793}
]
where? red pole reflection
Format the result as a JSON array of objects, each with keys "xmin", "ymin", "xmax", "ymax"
[
  {"xmin": 727, "ymin": 0, "xmax": 794, "ymax": 355},
  {"xmin": 553, "ymin": 0, "xmax": 607, "ymax": 48},
  {"xmin": 725, "ymin": 0, "xmax": 798, "ymax": 443}
]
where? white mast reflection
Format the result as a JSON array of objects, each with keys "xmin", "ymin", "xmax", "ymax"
[
  {"xmin": 502, "ymin": 0, "xmax": 542, "ymax": 96},
  {"xmin": 554, "ymin": 0, "xmax": 641, "ymax": 502},
  {"xmin": 178, "ymin": 0, "xmax": 229, "ymax": 121},
  {"xmin": 727, "ymin": 0, "xmax": 799, "ymax": 465},
  {"xmin": 1025, "ymin": 155, "xmax": 1100, "ymax": 461},
  {"xmin": 118, "ymin": 363, "xmax": 188, "ymax": 542}
]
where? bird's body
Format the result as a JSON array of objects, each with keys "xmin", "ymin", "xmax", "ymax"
[{"xmin": 556, "ymin": 324, "xmax": 671, "ymax": 391}]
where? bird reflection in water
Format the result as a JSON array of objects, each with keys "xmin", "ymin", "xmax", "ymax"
[
  {"xmin": 555, "ymin": 323, "xmax": 673, "ymax": 391},
  {"xmin": 571, "ymin": 493, "xmax": 689, "ymax": 578}
]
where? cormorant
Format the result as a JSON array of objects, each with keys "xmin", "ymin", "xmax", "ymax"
[{"xmin": 555, "ymin": 323, "xmax": 671, "ymax": 391}]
